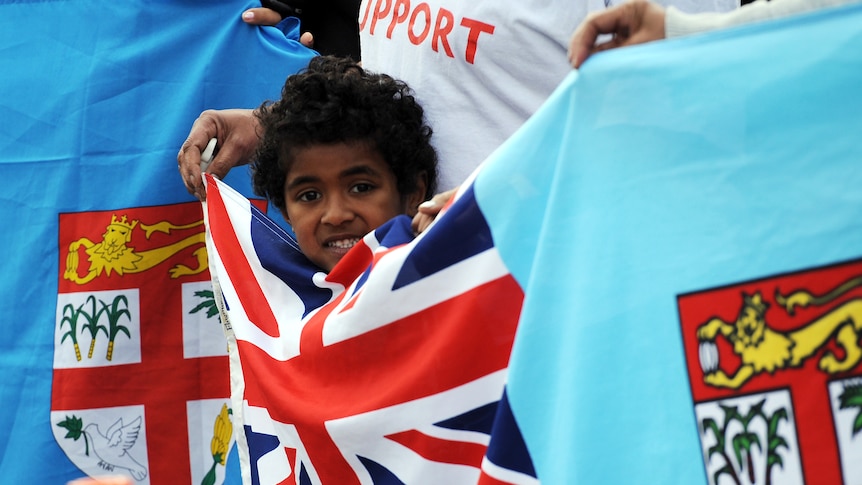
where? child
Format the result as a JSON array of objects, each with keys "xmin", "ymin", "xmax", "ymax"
[{"xmin": 251, "ymin": 56, "xmax": 438, "ymax": 272}]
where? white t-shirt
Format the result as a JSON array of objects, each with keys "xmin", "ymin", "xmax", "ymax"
[
  {"xmin": 359, "ymin": 0, "xmax": 737, "ymax": 190},
  {"xmin": 666, "ymin": 0, "xmax": 858, "ymax": 37}
]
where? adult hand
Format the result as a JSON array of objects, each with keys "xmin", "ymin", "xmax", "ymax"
[
  {"xmin": 241, "ymin": 7, "xmax": 284, "ymax": 26},
  {"xmin": 568, "ymin": 0, "xmax": 666, "ymax": 69},
  {"xmin": 412, "ymin": 188, "xmax": 457, "ymax": 235},
  {"xmin": 241, "ymin": 3, "xmax": 315, "ymax": 48},
  {"xmin": 177, "ymin": 109, "xmax": 260, "ymax": 200}
]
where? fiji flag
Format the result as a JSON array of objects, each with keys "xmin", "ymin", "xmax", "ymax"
[
  {"xmin": 484, "ymin": 3, "xmax": 862, "ymax": 485},
  {"xmin": 0, "ymin": 1, "xmax": 313, "ymax": 483},
  {"xmin": 205, "ymin": 2, "xmax": 862, "ymax": 485}
]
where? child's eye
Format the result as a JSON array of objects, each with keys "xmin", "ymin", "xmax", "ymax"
[
  {"xmin": 297, "ymin": 190, "xmax": 321, "ymax": 202},
  {"xmin": 351, "ymin": 183, "xmax": 374, "ymax": 193}
]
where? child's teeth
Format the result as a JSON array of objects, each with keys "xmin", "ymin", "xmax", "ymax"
[{"xmin": 329, "ymin": 238, "xmax": 359, "ymax": 249}]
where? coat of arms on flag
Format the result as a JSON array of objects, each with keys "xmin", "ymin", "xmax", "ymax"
[
  {"xmin": 53, "ymin": 201, "xmax": 261, "ymax": 484},
  {"xmin": 678, "ymin": 259, "xmax": 862, "ymax": 485}
]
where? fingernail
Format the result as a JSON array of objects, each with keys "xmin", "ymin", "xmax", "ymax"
[
  {"xmin": 419, "ymin": 200, "xmax": 436, "ymax": 208},
  {"xmin": 242, "ymin": 10, "xmax": 254, "ymax": 20}
]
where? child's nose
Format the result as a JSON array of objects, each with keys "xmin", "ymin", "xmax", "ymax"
[{"xmin": 320, "ymin": 196, "xmax": 355, "ymax": 226}]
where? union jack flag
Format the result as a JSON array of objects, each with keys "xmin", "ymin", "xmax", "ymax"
[{"xmin": 202, "ymin": 174, "xmax": 537, "ymax": 484}]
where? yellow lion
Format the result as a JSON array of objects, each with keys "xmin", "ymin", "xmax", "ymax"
[
  {"xmin": 64, "ymin": 214, "xmax": 207, "ymax": 285},
  {"xmin": 697, "ymin": 276, "xmax": 862, "ymax": 389}
]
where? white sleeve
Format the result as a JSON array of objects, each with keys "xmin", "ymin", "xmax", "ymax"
[{"xmin": 666, "ymin": 0, "xmax": 858, "ymax": 38}]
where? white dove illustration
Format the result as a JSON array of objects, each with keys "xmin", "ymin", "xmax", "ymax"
[{"xmin": 84, "ymin": 416, "xmax": 148, "ymax": 481}]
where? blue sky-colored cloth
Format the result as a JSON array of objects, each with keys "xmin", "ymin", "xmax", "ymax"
[{"xmin": 477, "ymin": 3, "xmax": 862, "ymax": 483}]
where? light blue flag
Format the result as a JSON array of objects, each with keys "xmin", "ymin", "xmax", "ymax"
[
  {"xmin": 0, "ymin": 1, "xmax": 313, "ymax": 483},
  {"xmin": 477, "ymin": 3, "xmax": 862, "ymax": 484}
]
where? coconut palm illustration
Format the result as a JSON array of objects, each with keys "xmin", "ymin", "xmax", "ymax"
[
  {"xmin": 191, "ymin": 289, "xmax": 226, "ymax": 352},
  {"xmin": 78, "ymin": 295, "xmax": 108, "ymax": 359},
  {"xmin": 59, "ymin": 303, "xmax": 83, "ymax": 361},
  {"xmin": 838, "ymin": 381, "xmax": 862, "ymax": 436},
  {"xmin": 100, "ymin": 295, "xmax": 131, "ymax": 361},
  {"xmin": 190, "ymin": 289, "xmax": 220, "ymax": 319}
]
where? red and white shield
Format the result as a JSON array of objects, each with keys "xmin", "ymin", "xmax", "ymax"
[
  {"xmin": 678, "ymin": 259, "xmax": 862, "ymax": 485},
  {"xmin": 52, "ymin": 201, "xmax": 263, "ymax": 484}
]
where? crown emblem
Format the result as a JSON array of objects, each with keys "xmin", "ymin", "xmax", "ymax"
[{"xmin": 109, "ymin": 214, "xmax": 139, "ymax": 231}]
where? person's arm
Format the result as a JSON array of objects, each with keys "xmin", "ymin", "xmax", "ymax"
[
  {"xmin": 177, "ymin": 109, "xmax": 260, "ymax": 200},
  {"xmin": 570, "ymin": 0, "xmax": 859, "ymax": 68},
  {"xmin": 665, "ymin": 0, "xmax": 854, "ymax": 37}
]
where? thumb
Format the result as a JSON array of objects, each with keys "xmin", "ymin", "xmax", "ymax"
[{"xmin": 300, "ymin": 31, "xmax": 314, "ymax": 48}]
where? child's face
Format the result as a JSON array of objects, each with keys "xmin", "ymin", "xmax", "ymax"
[{"xmin": 282, "ymin": 142, "xmax": 425, "ymax": 272}]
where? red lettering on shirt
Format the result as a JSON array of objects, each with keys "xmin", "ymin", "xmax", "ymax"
[
  {"xmin": 361, "ymin": 1, "xmax": 496, "ymax": 64},
  {"xmin": 460, "ymin": 18, "xmax": 495, "ymax": 64},
  {"xmin": 431, "ymin": 8, "xmax": 455, "ymax": 58},
  {"xmin": 369, "ymin": 0, "xmax": 392, "ymax": 36},
  {"xmin": 359, "ymin": 0, "xmax": 374, "ymax": 30},
  {"xmin": 387, "ymin": 0, "xmax": 411, "ymax": 39},
  {"xmin": 408, "ymin": 3, "xmax": 432, "ymax": 45}
]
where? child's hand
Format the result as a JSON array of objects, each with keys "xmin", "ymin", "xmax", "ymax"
[{"xmin": 412, "ymin": 189, "xmax": 456, "ymax": 235}]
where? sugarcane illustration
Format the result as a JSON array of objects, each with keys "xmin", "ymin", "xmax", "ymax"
[
  {"xmin": 701, "ymin": 400, "xmax": 789, "ymax": 485},
  {"xmin": 78, "ymin": 295, "xmax": 108, "ymax": 359},
  {"xmin": 59, "ymin": 303, "xmax": 83, "ymax": 362},
  {"xmin": 101, "ymin": 294, "xmax": 131, "ymax": 361}
]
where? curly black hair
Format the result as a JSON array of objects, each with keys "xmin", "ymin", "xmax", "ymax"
[{"xmin": 252, "ymin": 56, "xmax": 438, "ymax": 213}]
